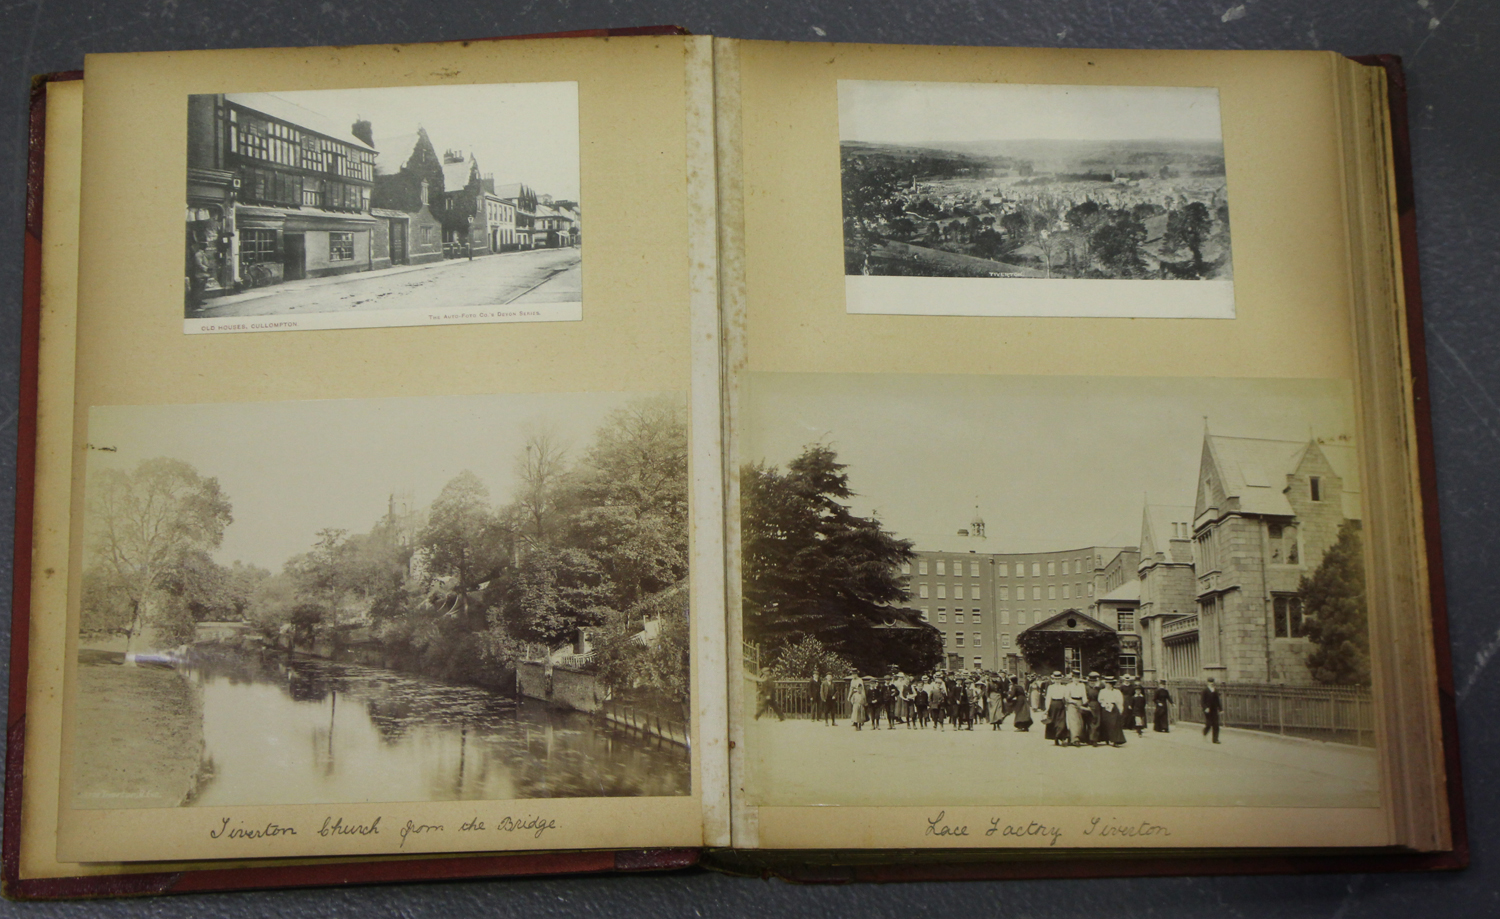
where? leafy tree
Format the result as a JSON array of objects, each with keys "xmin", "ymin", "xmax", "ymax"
[
  {"xmin": 971, "ymin": 228, "xmax": 1007, "ymax": 260},
  {"xmin": 80, "ymin": 564, "xmax": 134, "ymax": 634},
  {"xmin": 501, "ymin": 547, "xmax": 615, "ymax": 647},
  {"xmin": 1090, "ymin": 216, "xmax": 1149, "ymax": 278},
  {"xmin": 592, "ymin": 585, "xmax": 690, "ymax": 699},
  {"xmin": 87, "ymin": 457, "xmax": 233, "ymax": 655},
  {"xmin": 419, "ymin": 471, "xmax": 504, "ymax": 614},
  {"xmin": 570, "ymin": 396, "xmax": 690, "ymax": 609},
  {"xmin": 1162, "ymin": 201, "xmax": 1213, "ymax": 277},
  {"xmin": 740, "ymin": 444, "xmax": 939, "ymax": 675},
  {"xmin": 1300, "ymin": 521, "xmax": 1370, "ymax": 685}
]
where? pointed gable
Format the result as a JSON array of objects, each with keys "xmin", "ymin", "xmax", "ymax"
[
  {"xmin": 1142, "ymin": 503, "xmax": 1195, "ymax": 564},
  {"xmin": 1198, "ymin": 434, "xmax": 1319, "ymax": 519}
]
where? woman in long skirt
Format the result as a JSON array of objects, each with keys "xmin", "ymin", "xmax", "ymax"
[
  {"xmin": 1152, "ymin": 684, "xmax": 1173, "ymax": 732},
  {"xmin": 1012, "ymin": 679, "xmax": 1034, "ymax": 731},
  {"xmin": 848, "ymin": 677, "xmax": 869, "ymax": 730},
  {"xmin": 1043, "ymin": 673, "xmax": 1068, "ymax": 744},
  {"xmin": 987, "ymin": 679, "xmax": 1007, "ymax": 730},
  {"xmin": 1064, "ymin": 677, "xmax": 1087, "ymax": 746},
  {"xmin": 1100, "ymin": 677, "xmax": 1127, "ymax": 746}
]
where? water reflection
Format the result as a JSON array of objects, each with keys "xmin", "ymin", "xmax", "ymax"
[{"xmin": 184, "ymin": 650, "xmax": 690, "ymax": 806}]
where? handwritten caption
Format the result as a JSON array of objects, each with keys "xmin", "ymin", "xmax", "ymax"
[
  {"xmin": 923, "ymin": 810, "xmax": 1171, "ymax": 847},
  {"xmin": 207, "ymin": 812, "xmax": 559, "ymax": 847}
]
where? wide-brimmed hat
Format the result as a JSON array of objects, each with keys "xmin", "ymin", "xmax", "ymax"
[
  {"xmin": 1088, "ymin": 671, "xmax": 1100, "ymax": 679},
  {"xmin": 1051, "ymin": 670, "xmax": 1062, "ymax": 678}
]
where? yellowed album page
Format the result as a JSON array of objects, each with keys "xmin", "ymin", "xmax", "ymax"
[
  {"xmin": 40, "ymin": 34, "xmax": 727, "ymax": 868},
  {"xmin": 722, "ymin": 39, "xmax": 1412, "ymax": 851}
]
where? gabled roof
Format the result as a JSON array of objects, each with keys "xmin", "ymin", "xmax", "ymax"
[
  {"xmin": 1205, "ymin": 435, "xmax": 1306, "ymax": 517},
  {"xmin": 1141, "ymin": 503, "xmax": 1195, "ymax": 564},
  {"xmin": 492, "ymin": 182, "xmax": 532, "ymax": 201},
  {"xmin": 1023, "ymin": 608, "xmax": 1116, "ymax": 634},
  {"xmin": 441, "ymin": 157, "xmax": 476, "ymax": 190},
  {"xmin": 1200, "ymin": 435, "xmax": 1362, "ymax": 521},
  {"xmin": 372, "ymin": 133, "xmax": 421, "ymax": 175},
  {"xmin": 225, "ymin": 93, "xmax": 375, "ymax": 151}
]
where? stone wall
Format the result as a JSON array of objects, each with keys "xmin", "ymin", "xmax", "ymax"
[{"xmin": 516, "ymin": 661, "xmax": 604, "ymax": 713}]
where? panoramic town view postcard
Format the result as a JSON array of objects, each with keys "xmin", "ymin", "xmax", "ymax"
[{"xmin": 839, "ymin": 80, "xmax": 1235, "ymax": 318}]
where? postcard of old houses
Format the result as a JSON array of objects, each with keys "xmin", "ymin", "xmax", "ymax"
[{"xmin": 185, "ymin": 83, "xmax": 583, "ymax": 334}]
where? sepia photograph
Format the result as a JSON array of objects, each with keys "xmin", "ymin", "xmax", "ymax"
[
  {"xmin": 69, "ymin": 392, "xmax": 690, "ymax": 809},
  {"xmin": 839, "ymin": 80, "xmax": 1235, "ymax": 318},
  {"xmin": 739, "ymin": 372, "xmax": 1376, "ymax": 809},
  {"xmin": 185, "ymin": 83, "xmax": 582, "ymax": 333}
]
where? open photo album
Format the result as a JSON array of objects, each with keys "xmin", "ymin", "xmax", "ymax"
[{"xmin": 8, "ymin": 31, "xmax": 1462, "ymax": 896}]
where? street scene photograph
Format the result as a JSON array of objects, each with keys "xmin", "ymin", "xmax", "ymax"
[
  {"xmin": 738, "ymin": 372, "xmax": 1378, "ymax": 809},
  {"xmin": 69, "ymin": 391, "xmax": 690, "ymax": 809},
  {"xmin": 839, "ymin": 80, "xmax": 1232, "ymax": 282},
  {"xmin": 185, "ymin": 83, "xmax": 582, "ymax": 333}
]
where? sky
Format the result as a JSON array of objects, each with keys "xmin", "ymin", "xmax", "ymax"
[
  {"xmin": 838, "ymin": 80, "xmax": 1225, "ymax": 145},
  {"xmin": 243, "ymin": 83, "xmax": 581, "ymax": 202},
  {"xmin": 84, "ymin": 391, "xmax": 677, "ymax": 570},
  {"xmin": 740, "ymin": 373, "xmax": 1356, "ymax": 553}
]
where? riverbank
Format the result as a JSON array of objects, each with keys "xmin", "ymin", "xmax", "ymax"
[{"xmin": 72, "ymin": 661, "xmax": 205, "ymax": 809}]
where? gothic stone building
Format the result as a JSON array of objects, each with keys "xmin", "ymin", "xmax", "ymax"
[{"xmin": 1151, "ymin": 433, "xmax": 1360, "ymax": 684}]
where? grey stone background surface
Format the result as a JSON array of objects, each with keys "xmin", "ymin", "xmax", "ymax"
[{"xmin": 1, "ymin": 0, "xmax": 1496, "ymax": 914}]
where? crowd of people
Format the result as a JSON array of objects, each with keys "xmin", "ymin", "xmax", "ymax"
[{"xmin": 756, "ymin": 668, "xmax": 1226, "ymax": 746}]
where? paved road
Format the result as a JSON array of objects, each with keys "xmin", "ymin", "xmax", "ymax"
[
  {"xmin": 743, "ymin": 717, "xmax": 1379, "ymax": 808},
  {"xmin": 196, "ymin": 247, "xmax": 581, "ymax": 318}
]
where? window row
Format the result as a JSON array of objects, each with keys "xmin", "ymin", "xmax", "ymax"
[
  {"xmin": 229, "ymin": 109, "xmax": 376, "ymax": 181},
  {"xmin": 922, "ymin": 608, "xmax": 982, "ymax": 624},
  {"xmin": 906, "ymin": 559, "xmax": 984, "ymax": 576},
  {"xmin": 239, "ymin": 167, "xmax": 371, "ymax": 212},
  {"xmin": 916, "ymin": 584, "xmax": 981, "ymax": 600}
]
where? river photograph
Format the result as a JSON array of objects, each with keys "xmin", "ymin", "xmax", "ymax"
[{"xmin": 68, "ymin": 391, "xmax": 692, "ymax": 809}]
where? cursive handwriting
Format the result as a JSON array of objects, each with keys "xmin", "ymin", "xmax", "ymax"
[
  {"xmin": 318, "ymin": 816, "xmax": 381, "ymax": 838},
  {"xmin": 924, "ymin": 810, "xmax": 970, "ymax": 837},
  {"xmin": 460, "ymin": 817, "xmax": 487, "ymax": 831},
  {"xmin": 209, "ymin": 817, "xmax": 296, "ymax": 840},
  {"xmin": 398, "ymin": 820, "xmax": 444, "ymax": 848},
  {"xmin": 1082, "ymin": 816, "xmax": 1171, "ymax": 838},
  {"xmin": 986, "ymin": 818, "xmax": 1065, "ymax": 847},
  {"xmin": 496, "ymin": 815, "xmax": 558, "ymax": 839}
]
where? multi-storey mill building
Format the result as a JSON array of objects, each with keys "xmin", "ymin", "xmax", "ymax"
[{"xmin": 901, "ymin": 514, "xmax": 1137, "ymax": 673}]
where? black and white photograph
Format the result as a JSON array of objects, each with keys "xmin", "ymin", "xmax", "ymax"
[
  {"xmin": 839, "ymin": 81, "xmax": 1235, "ymax": 318},
  {"xmin": 739, "ymin": 372, "xmax": 1375, "ymax": 808},
  {"xmin": 70, "ymin": 392, "xmax": 690, "ymax": 809},
  {"xmin": 185, "ymin": 83, "xmax": 582, "ymax": 333}
]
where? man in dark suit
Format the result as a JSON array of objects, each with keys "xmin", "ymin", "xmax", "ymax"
[{"xmin": 1202, "ymin": 677, "xmax": 1223, "ymax": 743}]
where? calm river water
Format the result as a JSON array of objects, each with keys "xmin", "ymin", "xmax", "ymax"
[{"xmin": 183, "ymin": 651, "xmax": 689, "ymax": 806}]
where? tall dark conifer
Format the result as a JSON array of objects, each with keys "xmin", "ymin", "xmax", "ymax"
[{"xmin": 741, "ymin": 444, "xmax": 941, "ymax": 675}]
